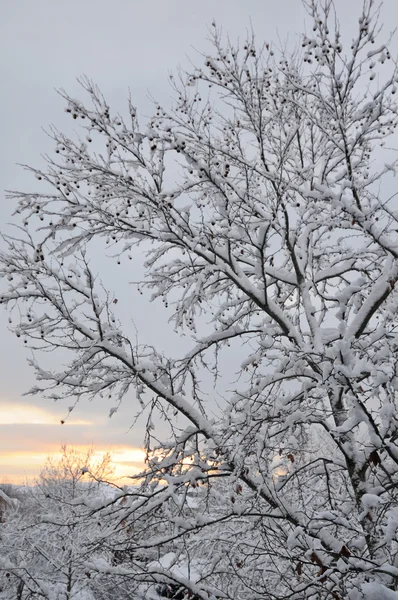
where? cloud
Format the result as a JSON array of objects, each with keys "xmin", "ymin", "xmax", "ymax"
[
  {"xmin": 0, "ymin": 422, "xmax": 142, "ymax": 452},
  {"xmin": 0, "ymin": 402, "xmax": 91, "ymax": 425}
]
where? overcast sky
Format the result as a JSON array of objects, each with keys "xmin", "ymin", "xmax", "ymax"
[{"xmin": 0, "ymin": 0, "xmax": 397, "ymax": 483}]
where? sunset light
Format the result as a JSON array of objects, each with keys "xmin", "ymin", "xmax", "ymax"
[
  {"xmin": 0, "ymin": 446, "xmax": 146, "ymax": 484},
  {"xmin": 0, "ymin": 400, "xmax": 146, "ymax": 483}
]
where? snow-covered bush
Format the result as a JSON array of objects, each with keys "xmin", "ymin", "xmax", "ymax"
[{"xmin": 0, "ymin": 448, "xmax": 114, "ymax": 600}]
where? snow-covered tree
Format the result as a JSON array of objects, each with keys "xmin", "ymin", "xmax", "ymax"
[
  {"xmin": 0, "ymin": 447, "xmax": 115, "ymax": 599},
  {"xmin": 1, "ymin": 0, "xmax": 398, "ymax": 597}
]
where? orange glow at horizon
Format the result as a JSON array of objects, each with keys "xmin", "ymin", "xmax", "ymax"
[
  {"xmin": 0, "ymin": 446, "xmax": 147, "ymax": 485},
  {"xmin": 0, "ymin": 400, "xmax": 147, "ymax": 484}
]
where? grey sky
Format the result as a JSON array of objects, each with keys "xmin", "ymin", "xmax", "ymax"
[{"xmin": 0, "ymin": 0, "xmax": 397, "ymax": 481}]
